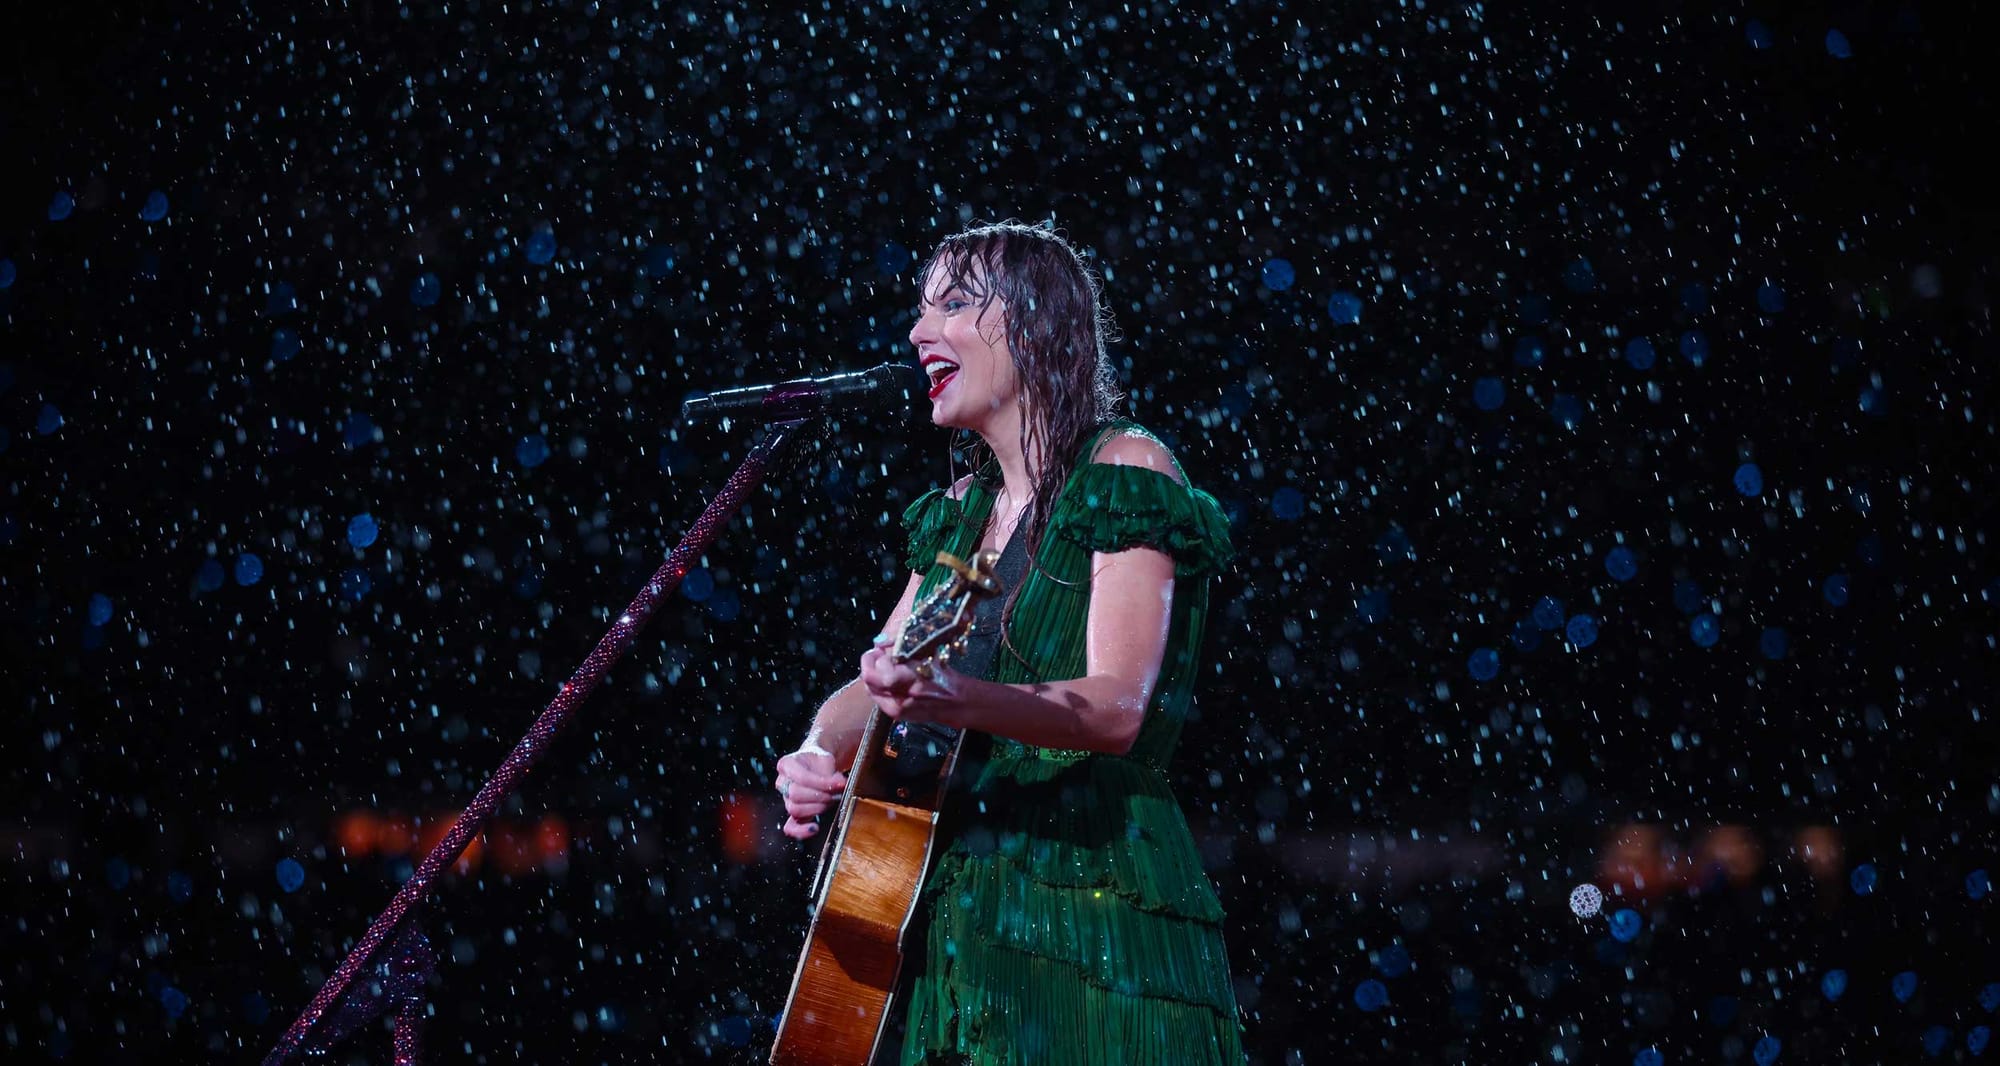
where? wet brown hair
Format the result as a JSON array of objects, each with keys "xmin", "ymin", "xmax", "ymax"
[{"xmin": 920, "ymin": 220, "xmax": 1124, "ymax": 669}]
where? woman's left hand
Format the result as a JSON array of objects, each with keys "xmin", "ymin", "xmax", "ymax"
[{"xmin": 860, "ymin": 640, "xmax": 965, "ymax": 726}]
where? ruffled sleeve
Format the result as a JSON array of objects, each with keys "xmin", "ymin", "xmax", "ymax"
[
  {"xmin": 1051, "ymin": 462, "xmax": 1235, "ymax": 577},
  {"xmin": 900, "ymin": 486, "xmax": 963, "ymax": 574}
]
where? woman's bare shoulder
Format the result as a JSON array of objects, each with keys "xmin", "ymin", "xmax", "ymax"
[{"xmin": 1090, "ymin": 430, "xmax": 1185, "ymax": 485}]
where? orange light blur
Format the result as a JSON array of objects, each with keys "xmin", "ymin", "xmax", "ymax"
[
  {"xmin": 1599, "ymin": 823, "xmax": 1668, "ymax": 900},
  {"xmin": 719, "ymin": 792, "xmax": 766, "ymax": 866},
  {"xmin": 1695, "ymin": 825, "xmax": 1763, "ymax": 887},
  {"xmin": 1793, "ymin": 825, "xmax": 1843, "ymax": 880},
  {"xmin": 536, "ymin": 815, "xmax": 571, "ymax": 871},
  {"xmin": 334, "ymin": 810, "xmax": 380, "ymax": 857}
]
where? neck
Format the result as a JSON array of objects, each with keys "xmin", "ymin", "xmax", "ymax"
[
  {"xmin": 982, "ymin": 434, "xmax": 1035, "ymax": 514},
  {"xmin": 966, "ymin": 392, "xmax": 1039, "ymax": 512}
]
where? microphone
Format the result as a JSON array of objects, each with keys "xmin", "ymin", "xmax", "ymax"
[{"xmin": 680, "ymin": 362, "xmax": 927, "ymax": 424}]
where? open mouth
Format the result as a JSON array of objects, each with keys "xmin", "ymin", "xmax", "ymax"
[{"xmin": 922, "ymin": 356, "xmax": 960, "ymax": 400}]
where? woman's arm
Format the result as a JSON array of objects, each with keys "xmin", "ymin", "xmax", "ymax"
[
  {"xmin": 803, "ymin": 568, "xmax": 927, "ymax": 770},
  {"xmin": 861, "ymin": 435, "xmax": 1182, "ymax": 756}
]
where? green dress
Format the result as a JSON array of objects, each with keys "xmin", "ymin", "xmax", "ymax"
[{"xmin": 895, "ymin": 419, "xmax": 1245, "ymax": 1066}]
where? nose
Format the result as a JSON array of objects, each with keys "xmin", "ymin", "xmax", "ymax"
[{"xmin": 908, "ymin": 307, "xmax": 938, "ymax": 350}]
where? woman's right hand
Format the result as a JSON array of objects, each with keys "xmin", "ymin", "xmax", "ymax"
[{"xmin": 776, "ymin": 748, "xmax": 846, "ymax": 841}]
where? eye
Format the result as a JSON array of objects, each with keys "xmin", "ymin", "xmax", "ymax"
[{"xmin": 943, "ymin": 298, "xmax": 969, "ymax": 312}]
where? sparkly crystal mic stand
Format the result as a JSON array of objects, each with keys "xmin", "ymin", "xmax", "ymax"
[{"xmin": 263, "ymin": 418, "xmax": 810, "ymax": 1065}]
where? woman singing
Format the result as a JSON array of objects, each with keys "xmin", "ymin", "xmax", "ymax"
[{"xmin": 774, "ymin": 221, "xmax": 1244, "ymax": 1065}]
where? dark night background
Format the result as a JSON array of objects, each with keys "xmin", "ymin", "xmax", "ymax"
[{"xmin": 4, "ymin": 1, "xmax": 1996, "ymax": 1062}]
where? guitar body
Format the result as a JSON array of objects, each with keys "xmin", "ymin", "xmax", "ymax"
[
  {"xmin": 771, "ymin": 551, "xmax": 1001, "ymax": 1066},
  {"xmin": 769, "ymin": 711, "xmax": 962, "ymax": 1065}
]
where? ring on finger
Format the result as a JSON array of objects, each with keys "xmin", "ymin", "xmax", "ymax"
[{"xmin": 778, "ymin": 779, "xmax": 793, "ymax": 798}]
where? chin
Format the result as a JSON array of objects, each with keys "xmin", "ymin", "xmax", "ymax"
[{"xmin": 929, "ymin": 401, "xmax": 967, "ymax": 430}]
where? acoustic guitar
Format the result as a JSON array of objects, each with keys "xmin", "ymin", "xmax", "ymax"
[{"xmin": 770, "ymin": 549, "xmax": 1004, "ymax": 1066}]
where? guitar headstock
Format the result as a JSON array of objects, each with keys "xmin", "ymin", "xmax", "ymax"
[{"xmin": 893, "ymin": 550, "xmax": 1003, "ymax": 669}]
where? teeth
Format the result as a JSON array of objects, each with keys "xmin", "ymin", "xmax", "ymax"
[{"xmin": 926, "ymin": 361, "xmax": 958, "ymax": 384}]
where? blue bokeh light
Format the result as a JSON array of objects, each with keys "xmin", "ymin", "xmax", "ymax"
[
  {"xmin": 275, "ymin": 858, "xmax": 306, "ymax": 893},
  {"xmin": 1271, "ymin": 486, "xmax": 1304, "ymax": 521},
  {"xmin": 195, "ymin": 559, "xmax": 226, "ymax": 593},
  {"xmin": 1825, "ymin": 28, "xmax": 1852, "ymax": 59},
  {"xmin": 516, "ymin": 433, "xmax": 551, "ymax": 469},
  {"xmin": 1679, "ymin": 329, "xmax": 1709, "ymax": 366},
  {"xmin": 1968, "ymin": 869, "xmax": 1991, "ymax": 900},
  {"xmin": 140, "ymin": 190, "xmax": 170, "ymax": 222},
  {"xmin": 1353, "ymin": 978, "xmax": 1389, "ymax": 1012},
  {"xmin": 1756, "ymin": 281, "xmax": 1786, "ymax": 313},
  {"xmin": 1609, "ymin": 908, "xmax": 1641, "ymax": 942},
  {"xmin": 0, "ymin": 259, "xmax": 16, "ymax": 290},
  {"xmin": 410, "ymin": 272, "xmax": 442, "ymax": 307},
  {"xmin": 1467, "ymin": 647, "xmax": 1500, "ymax": 681},
  {"xmin": 343, "ymin": 413, "xmax": 376, "ymax": 449},
  {"xmin": 271, "ymin": 328, "xmax": 301, "ymax": 362},
  {"xmin": 37, "ymin": 403, "xmax": 64, "ymax": 435},
  {"xmin": 1891, "ymin": 970, "xmax": 1918, "ymax": 1003},
  {"xmin": 1605, "ymin": 546, "xmax": 1638, "ymax": 582},
  {"xmin": 1747, "ymin": 19, "xmax": 1774, "ymax": 49},
  {"xmin": 49, "ymin": 191, "xmax": 75, "ymax": 220},
  {"xmin": 1551, "ymin": 393, "xmax": 1584, "ymax": 428},
  {"xmin": 341, "ymin": 568, "xmax": 372, "ymax": 601},
  {"xmin": 876, "ymin": 241, "xmax": 912, "ymax": 277},
  {"xmin": 1327, "ymin": 291, "xmax": 1363, "ymax": 325},
  {"xmin": 1734, "ymin": 462, "xmax": 1764, "ymax": 497},
  {"xmin": 234, "ymin": 553, "xmax": 264, "ymax": 586},
  {"xmin": 1533, "ymin": 597, "xmax": 1565, "ymax": 630},
  {"xmin": 1473, "ymin": 376, "xmax": 1506, "ymax": 411},
  {"xmin": 1821, "ymin": 969, "xmax": 1848, "ymax": 1001},
  {"xmin": 1850, "ymin": 862, "xmax": 1877, "ymax": 895},
  {"xmin": 682, "ymin": 566, "xmax": 716, "ymax": 603},
  {"xmin": 1689, "ymin": 614, "xmax": 1720, "ymax": 647},
  {"xmin": 1752, "ymin": 1035, "xmax": 1781, "ymax": 1066},
  {"xmin": 1513, "ymin": 335, "xmax": 1546, "ymax": 368},
  {"xmin": 347, "ymin": 513, "xmax": 379, "ymax": 549},
  {"xmin": 1261, "ymin": 257, "xmax": 1295, "ymax": 292},
  {"xmin": 525, "ymin": 225, "xmax": 557, "ymax": 265},
  {"xmin": 1624, "ymin": 337, "xmax": 1656, "ymax": 370},
  {"xmin": 87, "ymin": 593, "xmax": 115, "ymax": 627},
  {"xmin": 1566, "ymin": 614, "xmax": 1599, "ymax": 648},
  {"xmin": 1823, "ymin": 573, "xmax": 1850, "ymax": 606},
  {"xmin": 1759, "ymin": 627, "xmax": 1789, "ymax": 660}
]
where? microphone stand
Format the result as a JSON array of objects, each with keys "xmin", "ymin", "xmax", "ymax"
[{"xmin": 263, "ymin": 418, "xmax": 811, "ymax": 1065}]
